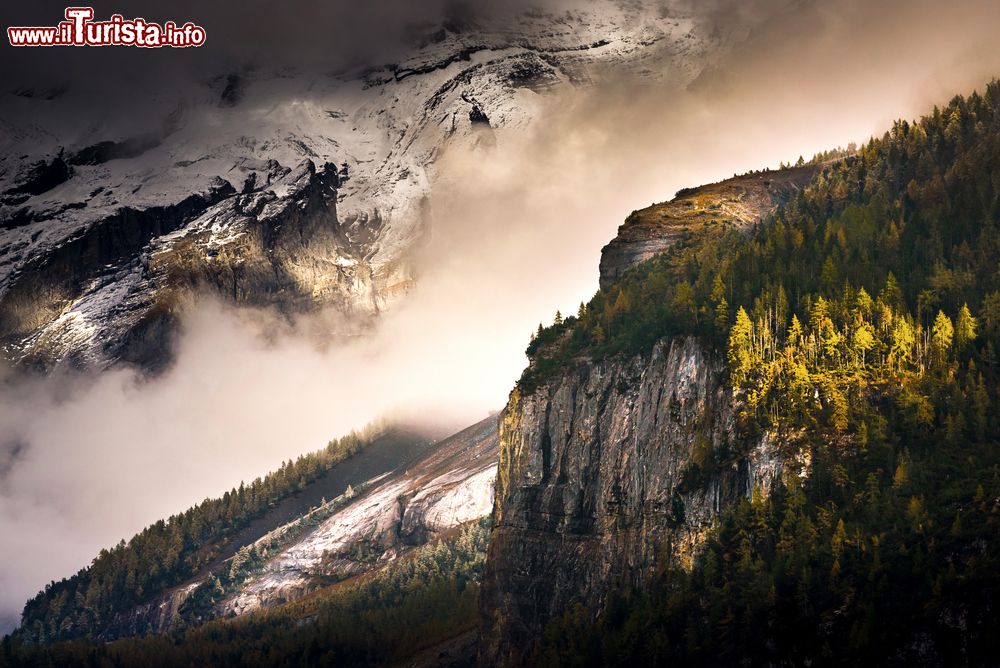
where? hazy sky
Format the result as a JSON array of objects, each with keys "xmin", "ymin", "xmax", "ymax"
[{"xmin": 3, "ymin": 0, "xmax": 1000, "ymax": 634}]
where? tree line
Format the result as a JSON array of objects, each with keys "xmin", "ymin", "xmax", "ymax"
[{"xmin": 2, "ymin": 520, "xmax": 488, "ymax": 667}]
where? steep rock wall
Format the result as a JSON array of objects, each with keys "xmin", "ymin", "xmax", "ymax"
[
  {"xmin": 480, "ymin": 337, "xmax": 782, "ymax": 663},
  {"xmin": 10, "ymin": 161, "xmax": 400, "ymax": 370}
]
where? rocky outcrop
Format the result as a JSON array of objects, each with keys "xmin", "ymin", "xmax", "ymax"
[
  {"xmin": 1, "ymin": 180, "xmax": 236, "ymax": 369},
  {"xmin": 219, "ymin": 416, "xmax": 498, "ymax": 618},
  {"xmin": 599, "ymin": 165, "xmax": 819, "ymax": 288},
  {"xmin": 480, "ymin": 338, "xmax": 783, "ymax": 664},
  {"xmin": 94, "ymin": 583, "xmax": 200, "ymax": 641},
  {"xmin": 1, "ymin": 154, "xmax": 71, "ymax": 204}
]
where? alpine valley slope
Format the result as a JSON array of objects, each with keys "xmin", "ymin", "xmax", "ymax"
[
  {"xmin": 17, "ymin": 417, "xmax": 498, "ymax": 642},
  {"xmin": 0, "ymin": 1, "xmax": 739, "ymax": 371}
]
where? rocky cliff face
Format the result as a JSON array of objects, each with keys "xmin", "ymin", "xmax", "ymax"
[
  {"xmin": 478, "ymin": 168, "xmax": 814, "ymax": 662},
  {"xmin": 480, "ymin": 338, "xmax": 783, "ymax": 664},
  {"xmin": 478, "ymin": 168, "xmax": 825, "ymax": 660}
]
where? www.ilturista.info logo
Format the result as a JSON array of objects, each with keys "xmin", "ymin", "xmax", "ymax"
[{"xmin": 7, "ymin": 7, "xmax": 206, "ymax": 48}]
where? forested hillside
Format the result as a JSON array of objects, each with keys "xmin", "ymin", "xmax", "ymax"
[
  {"xmin": 2, "ymin": 521, "xmax": 488, "ymax": 667},
  {"xmin": 523, "ymin": 82, "xmax": 1000, "ymax": 664},
  {"xmin": 17, "ymin": 424, "xmax": 386, "ymax": 642}
]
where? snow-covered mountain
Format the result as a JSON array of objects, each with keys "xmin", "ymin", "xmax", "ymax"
[{"xmin": 0, "ymin": 1, "xmax": 733, "ymax": 369}]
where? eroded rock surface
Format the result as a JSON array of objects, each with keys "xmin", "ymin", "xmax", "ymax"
[{"xmin": 480, "ymin": 338, "xmax": 782, "ymax": 663}]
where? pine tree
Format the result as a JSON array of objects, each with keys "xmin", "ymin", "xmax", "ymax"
[
  {"xmin": 715, "ymin": 297, "xmax": 730, "ymax": 334},
  {"xmin": 854, "ymin": 287, "xmax": 874, "ymax": 318},
  {"xmin": 880, "ymin": 272, "xmax": 904, "ymax": 310},
  {"xmin": 852, "ymin": 322, "xmax": 876, "ymax": 367},
  {"xmin": 787, "ymin": 314, "xmax": 804, "ymax": 345},
  {"xmin": 890, "ymin": 318, "xmax": 916, "ymax": 370},
  {"xmin": 955, "ymin": 303, "xmax": 977, "ymax": 349},
  {"xmin": 728, "ymin": 307, "xmax": 755, "ymax": 383},
  {"xmin": 931, "ymin": 310, "xmax": 954, "ymax": 361},
  {"xmin": 711, "ymin": 274, "xmax": 727, "ymax": 304},
  {"xmin": 810, "ymin": 296, "xmax": 830, "ymax": 331},
  {"xmin": 820, "ymin": 258, "xmax": 839, "ymax": 295}
]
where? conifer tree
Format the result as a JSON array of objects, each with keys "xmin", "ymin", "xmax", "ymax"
[
  {"xmin": 880, "ymin": 272, "xmax": 904, "ymax": 310},
  {"xmin": 890, "ymin": 318, "xmax": 916, "ymax": 370},
  {"xmin": 931, "ymin": 310, "xmax": 954, "ymax": 361},
  {"xmin": 955, "ymin": 303, "xmax": 977, "ymax": 349},
  {"xmin": 728, "ymin": 307, "xmax": 755, "ymax": 383},
  {"xmin": 715, "ymin": 297, "xmax": 730, "ymax": 334},
  {"xmin": 787, "ymin": 314, "xmax": 804, "ymax": 345}
]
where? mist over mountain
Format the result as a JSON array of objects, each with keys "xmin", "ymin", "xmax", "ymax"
[{"xmin": 2, "ymin": 0, "xmax": 1000, "ymax": 652}]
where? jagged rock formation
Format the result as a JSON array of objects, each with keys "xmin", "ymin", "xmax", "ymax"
[
  {"xmin": 599, "ymin": 164, "xmax": 819, "ymax": 288},
  {"xmin": 0, "ymin": 0, "xmax": 740, "ymax": 371},
  {"xmin": 6, "ymin": 160, "xmax": 381, "ymax": 369},
  {"xmin": 479, "ymin": 338, "xmax": 782, "ymax": 663}
]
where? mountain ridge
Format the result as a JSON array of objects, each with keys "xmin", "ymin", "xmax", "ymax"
[{"xmin": 8, "ymin": 79, "xmax": 1000, "ymax": 665}]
